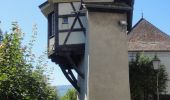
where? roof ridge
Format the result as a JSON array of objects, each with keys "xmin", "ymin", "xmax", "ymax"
[
  {"xmin": 143, "ymin": 19, "xmax": 170, "ymax": 39},
  {"xmin": 128, "ymin": 18, "xmax": 170, "ymax": 41},
  {"xmin": 128, "ymin": 18, "xmax": 170, "ymax": 51},
  {"xmin": 128, "ymin": 17, "xmax": 143, "ymax": 34}
]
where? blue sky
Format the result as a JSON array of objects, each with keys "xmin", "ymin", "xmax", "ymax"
[{"xmin": 0, "ymin": 0, "xmax": 170, "ymax": 86}]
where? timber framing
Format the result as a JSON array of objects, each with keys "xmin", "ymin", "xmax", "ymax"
[
  {"xmin": 59, "ymin": 28, "xmax": 86, "ymax": 33},
  {"xmin": 60, "ymin": 67, "xmax": 80, "ymax": 92},
  {"xmin": 63, "ymin": 2, "xmax": 85, "ymax": 45},
  {"xmin": 58, "ymin": 13, "xmax": 85, "ymax": 18},
  {"xmin": 42, "ymin": 1, "xmax": 86, "ymax": 92}
]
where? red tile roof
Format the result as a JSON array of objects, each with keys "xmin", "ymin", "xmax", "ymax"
[{"xmin": 128, "ymin": 18, "xmax": 170, "ymax": 51}]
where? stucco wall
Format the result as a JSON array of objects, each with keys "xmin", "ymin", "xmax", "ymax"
[
  {"xmin": 87, "ymin": 12, "xmax": 131, "ymax": 100},
  {"xmin": 129, "ymin": 52, "xmax": 170, "ymax": 94}
]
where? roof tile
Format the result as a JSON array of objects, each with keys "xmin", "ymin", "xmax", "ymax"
[{"xmin": 128, "ymin": 18, "xmax": 170, "ymax": 51}]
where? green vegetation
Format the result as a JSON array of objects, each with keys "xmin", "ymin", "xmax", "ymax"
[
  {"xmin": 60, "ymin": 89, "xmax": 77, "ymax": 100},
  {"xmin": 129, "ymin": 53, "xmax": 168, "ymax": 100},
  {"xmin": 0, "ymin": 23, "xmax": 58, "ymax": 100}
]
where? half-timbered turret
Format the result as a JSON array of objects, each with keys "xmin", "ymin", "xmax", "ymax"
[{"xmin": 39, "ymin": 0, "xmax": 87, "ymax": 92}]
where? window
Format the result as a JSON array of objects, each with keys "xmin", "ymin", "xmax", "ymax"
[
  {"xmin": 62, "ymin": 17, "xmax": 69, "ymax": 24},
  {"xmin": 48, "ymin": 12, "xmax": 55, "ymax": 37}
]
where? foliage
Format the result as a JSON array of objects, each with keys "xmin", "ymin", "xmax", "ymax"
[
  {"xmin": 0, "ymin": 23, "xmax": 58, "ymax": 100},
  {"xmin": 129, "ymin": 53, "xmax": 168, "ymax": 100},
  {"xmin": 60, "ymin": 89, "xmax": 77, "ymax": 100}
]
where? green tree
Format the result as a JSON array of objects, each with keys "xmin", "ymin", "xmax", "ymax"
[
  {"xmin": 129, "ymin": 53, "xmax": 168, "ymax": 100},
  {"xmin": 60, "ymin": 89, "xmax": 77, "ymax": 100},
  {"xmin": 0, "ymin": 23, "xmax": 58, "ymax": 100}
]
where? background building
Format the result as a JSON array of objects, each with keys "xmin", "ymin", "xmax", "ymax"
[{"xmin": 128, "ymin": 18, "xmax": 170, "ymax": 96}]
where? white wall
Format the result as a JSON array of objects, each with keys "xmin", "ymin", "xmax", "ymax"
[
  {"xmin": 59, "ymin": 16, "xmax": 86, "ymax": 30},
  {"xmin": 58, "ymin": 2, "xmax": 86, "ymax": 45},
  {"xmin": 59, "ymin": 31, "xmax": 85, "ymax": 45}
]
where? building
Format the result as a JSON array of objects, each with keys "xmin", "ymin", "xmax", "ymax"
[
  {"xmin": 128, "ymin": 18, "xmax": 170, "ymax": 97},
  {"xmin": 40, "ymin": 0, "xmax": 134, "ymax": 100}
]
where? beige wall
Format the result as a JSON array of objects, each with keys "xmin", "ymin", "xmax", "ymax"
[
  {"xmin": 87, "ymin": 12, "xmax": 131, "ymax": 100},
  {"xmin": 129, "ymin": 52, "xmax": 170, "ymax": 94}
]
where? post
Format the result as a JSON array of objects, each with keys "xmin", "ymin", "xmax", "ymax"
[
  {"xmin": 152, "ymin": 55, "xmax": 160, "ymax": 100},
  {"xmin": 156, "ymin": 71, "xmax": 159, "ymax": 100}
]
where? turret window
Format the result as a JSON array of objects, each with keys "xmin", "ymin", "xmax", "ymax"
[
  {"xmin": 62, "ymin": 17, "xmax": 69, "ymax": 24},
  {"xmin": 48, "ymin": 12, "xmax": 55, "ymax": 37}
]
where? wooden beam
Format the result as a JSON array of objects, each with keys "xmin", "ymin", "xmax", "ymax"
[
  {"xmin": 66, "ymin": 54, "xmax": 84, "ymax": 79},
  {"xmin": 59, "ymin": 28, "xmax": 85, "ymax": 33},
  {"xmin": 60, "ymin": 67, "xmax": 80, "ymax": 92},
  {"xmin": 63, "ymin": 3, "xmax": 83, "ymax": 45}
]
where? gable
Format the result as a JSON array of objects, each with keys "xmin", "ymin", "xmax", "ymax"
[{"xmin": 128, "ymin": 18, "xmax": 170, "ymax": 51}]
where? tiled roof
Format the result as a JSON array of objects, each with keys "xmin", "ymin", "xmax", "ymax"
[{"xmin": 128, "ymin": 18, "xmax": 170, "ymax": 51}]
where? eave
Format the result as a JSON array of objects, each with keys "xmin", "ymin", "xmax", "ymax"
[
  {"xmin": 39, "ymin": 1, "xmax": 54, "ymax": 17},
  {"xmin": 48, "ymin": 0, "xmax": 79, "ymax": 3}
]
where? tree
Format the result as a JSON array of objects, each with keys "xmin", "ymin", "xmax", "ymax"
[
  {"xmin": 60, "ymin": 89, "xmax": 77, "ymax": 100},
  {"xmin": 129, "ymin": 53, "xmax": 168, "ymax": 100},
  {"xmin": 0, "ymin": 23, "xmax": 58, "ymax": 100}
]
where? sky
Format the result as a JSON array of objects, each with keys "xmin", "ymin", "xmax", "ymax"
[{"xmin": 0, "ymin": 0, "xmax": 170, "ymax": 86}]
